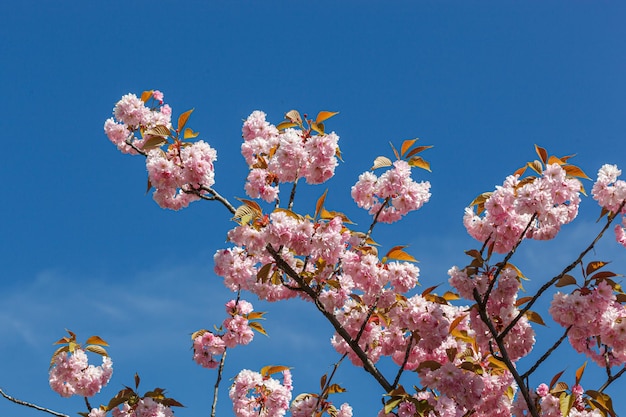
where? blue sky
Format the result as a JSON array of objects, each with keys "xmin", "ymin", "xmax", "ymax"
[{"xmin": 1, "ymin": 1, "xmax": 626, "ymax": 416}]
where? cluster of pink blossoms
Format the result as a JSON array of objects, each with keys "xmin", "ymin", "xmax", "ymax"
[
  {"xmin": 592, "ymin": 164, "xmax": 626, "ymax": 248},
  {"xmin": 510, "ymin": 383, "xmax": 602, "ymax": 417},
  {"xmin": 464, "ymin": 164, "xmax": 581, "ymax": 253},
  {"xmin": 549, "ymin": 280, "xmax": 626, "ymax": 367},
  {"xmin": 88, "ymin": 398, "xmax": 175, "ymax": 417},
  {"xmin": 192, "ymin": 299, "xmax": 256, "ymax": 369},
  {"xmin": 449, "ymin": 266, "xmax": 535, "ymax": 361},
  {"xmin": 145, "ymin": 141, "xmax": 217, "ymax": 210},
  {"xmin": 104, "ymin": 92, "xmax": 172, "ymax": 155},
  {"xmin": 351, "ymin": 160, "xmax": 431, "ymax": 223},
  {"xmin": 229, "ymin": 369, "xmax": 292, "ymax": 417},
  {"xmin": 105, "ymin": 91, "xmax": 218, "ymax": 210},
  {"xmin": 49, "ymin": 349, "xmax": 113, "ymax": 398},
  {"xmin": 290, "ymin": 395, "xmax": 352, "ymax": 417},
  {"xmin": 241, "ymin": 111, "xmax": 340, "ymax": 202}
]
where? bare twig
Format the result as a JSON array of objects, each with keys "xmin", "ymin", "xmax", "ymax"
[
  {"xmin": 521, "ymin": 326, "xmax": 571, "ymax": 380},
  {"xmin": 211, "ymin": 349, "xmax": 228, "ymax": 417},
  {"xmin": 197, "ymin": 186, "xmax": 237, "ymax": 214},
  {"xmin": 392, "ymin": 334, "xmax": 415, "ymax": 389},
  {"xmin": 598, "ymin": 366, "xmax": 626, "ymax": 393},
  {"xmin": 0, "ymin": 387, "xmax": 69, "ymax": 417}
]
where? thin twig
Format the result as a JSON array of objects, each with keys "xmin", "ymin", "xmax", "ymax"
[
  {"xmin": 521, "ymin": 326, "xmax": 571, "ymax": 380},
  {"xmin": 211, "ymin": 349, "xmax": 228, "ymax": 417},
  {"xmin": 0, "ymin": 387, "xmax": 69, "ymax": 417},
  {"xmin": 598, "ymin": 366, "xmax": 626, "ymax": 393},
  {"xmin": 392, "ymin": 334, "xmax": 415, "ymax": 389},
  {"xmin": 364, "ymin": 197, "xmax": 390, "ymax": 243},
  {"xmin": 198, "ymin": 186, "xmax": 237, "ymax": 214}
]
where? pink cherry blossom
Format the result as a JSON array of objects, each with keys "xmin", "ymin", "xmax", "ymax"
[
  {"xmin": 229, "ymin": 369, "xmax": 292, "ymax": 417},
  {"xmin": 49, "ymin": 348, "xmax": 113, "ymax": 398}
]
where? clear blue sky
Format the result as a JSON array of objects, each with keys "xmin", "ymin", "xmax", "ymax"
[{"xmin": 1, "ymin": 2, "xmax": 625, "ymax": 416}]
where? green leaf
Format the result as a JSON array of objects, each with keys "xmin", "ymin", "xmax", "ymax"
[{"xmin": 560, "ymin": 393, "xmax": 574, "ymax": 417}]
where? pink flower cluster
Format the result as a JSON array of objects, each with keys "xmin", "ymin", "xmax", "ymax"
[
  {"xmin": 464, "ymin": 164, "xmax": 581, "ymax": 253},
  {"xmin": 290, "ymin": 394, "xmax": 352, "ymax": 417},
  {"xmin": 549, "ymin": 281, "xmax": 626, "ymax": 367},
  {"xmin": 146, "ymin": 141, "xmax": 217, "ymax": 210},
  {"xmin": 192, "ymin": 299, "xmax": 255, "ymax": 369},
  {"xmin": 241, "ymin": 111, "xmax": 340, "ymax": 202},
  {"xmin": 103, "ymin": 397, "xmax": 175, "ymax": 417},
  {"xmin": 104, "ymin": 92, "xmax": 172, "ymax": 155},
  {"xmin": 229, "ymin": 369, "xmax": 293, "ymax": 417},
  {"xmin": 592, "ymin": 164, "xmax": 626, "ymax": 248},
  {"xmin": 105, "ymin": 92, "xmax": 218, "ymax": 210},
  {"xmin": 49, "ymin": 348, "xmax": 113, "ymax": 398},
  {"xmin": 514, "ymin": 382, "xmax": 603, "ymax": 417},
  {"xmin": 351, "ymin": 160, "xmax": 431, "ymax": 223},
  {"xmin": 449, "ymin": 266, "xmax": 535, "ymax": 361}
]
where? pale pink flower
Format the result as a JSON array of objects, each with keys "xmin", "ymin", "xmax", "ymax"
[{"xmin": 49, "ymin": 349, "xmax": 113, "ymax": 398}]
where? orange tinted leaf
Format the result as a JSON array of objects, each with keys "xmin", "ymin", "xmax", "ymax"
[
  {"xmin": 141, "ymin": 90, "xmax": 153, "ymax": 102},
  {"xmin": 407, "ymin": 156, "xmax": 431, "ymax": 171},
  {"xmin": 515, "ymin": 296, "xmax": 533, "ymax": 307},
  {"xmin": 535, "ymin": 144, "xmax": 548, "ymax": 165},
  {"xmin": 261, "ymin": 365, "xmax": 290, "ymax": 377},
  {"xmin": 141, "ymin": 136, "xmax": 168, "ymax": 151},
  {"xmin": 184, "ymin": 127, "xmax": 200, "ymax": 139},
  {"xmin": 85, "ymin": 336, "xmax": 109, "ymax": 346},
  {"xmin": 400, "ymin": 139, "xmax": 418, "ymax": 157},
  {"xmin": 525, "ymin": 310, "xmax": 546, "ymax": 326},
  {"xmin": 416, "ymin": 360, "xmax": 442, "ymax": 372},
  {"xmin": 246, "ymin": 311, "xmax": 265, "ymax": 320},
  {"xmin": 276, "ymin": 121, "xmax": 298, "ymax": 131},
  {"xmin": 177, "ymin": 108, "xmax": 194, "ymax": 132},
  {"xmin": 144, "ymin": 125, "xmax": 171, "ymax": 138},
  {"xmin": 311, "ymin": 122, "xmax": 324, "ymax": 135},
  {"xmin": 384, "ymin": 246, "xmax": 417, "ymax": 263},
  {"xmin": 316, "ymin": 111, "xmax": 339, "ymax": 124},
  {"xmin": 513, "ymin": 165, "xmax": 527, "ymax": 177},
  {"xmin": 575, "ymin": 361, "xmax": 586, "ymax": 385},
  {"xmin": 449, "ymin": 314, "xmax": 467, "ymax": 332},
  {"xmin": 443, "ymin": 291, "xmax": 460, "ymax": 301},
  {"xmin": 547, "ymin": 155, "xmax": 565, "ymax": 165},
  {"xmin": 550, "ymin": 370, "xmax": 565, "ymax": 390},
  {"xmin": 564, "ymin": 165, "xmax": 591, "ymax": 180},
  {"xmin": 315, "ymin": 189, "xmax": 328, "ymax": 219},
  {"xmin": 248, "ymin": 321, "xmax": 268, "ymax": 336},
  {"xmin": 85, "ymin": 345, "xmax": 109, "ymax": 357},
  {"xmin": 326, "ymin": 383, "xmax": 347, "ymax": 394},
  {"xmin": 257, "ymin": 263, "xmax": 273, "ymax": 283}
]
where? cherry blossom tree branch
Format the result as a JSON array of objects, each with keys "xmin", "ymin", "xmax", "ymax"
[
  {"xmin": 266, "ymin": 244, "xmax": 393, "ymax": 392},
  {"xmin": 472, "ymin": 290, "xmax": 540, "ymax": 417},
  {"xmin": 0, "ymin": 387, "xmax": 69, "ymax": 417},
  {"xmin": 197, "ymin": 186, "xmax": 237, "ymax": 214},
  {"xmin": 599, "ymin": 366, "xmax": 626, "ymax": 393},
  {"xmin": 499, "ymin": 201, "xmax": 625, "ymax": 341},
  {"xmin": 124, "ymin": 137, "xmax": 147, "ymax": 156},
  {"xmin": 211, "ymin": 349, "xmax": 228, "ymax": 417}
]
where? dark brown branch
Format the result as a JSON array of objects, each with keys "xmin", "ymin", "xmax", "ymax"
[
  {"xmin": 392, "ymin": 334, "xmax": 415, "ymax": 389},
  {"xmin": 598, "ymin": 366, "xmax": 626, "ymax": 393},
  {"xmin": 472, "ymin": 290, "xmax": 540, "ymax": 417},
  {"xmin": 266, "ymin": 244, "xmax": 393, "ymax": 392},
  {"xmin": 0, "ymin": 387, "xmax": 69, "ymax": 417}
]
